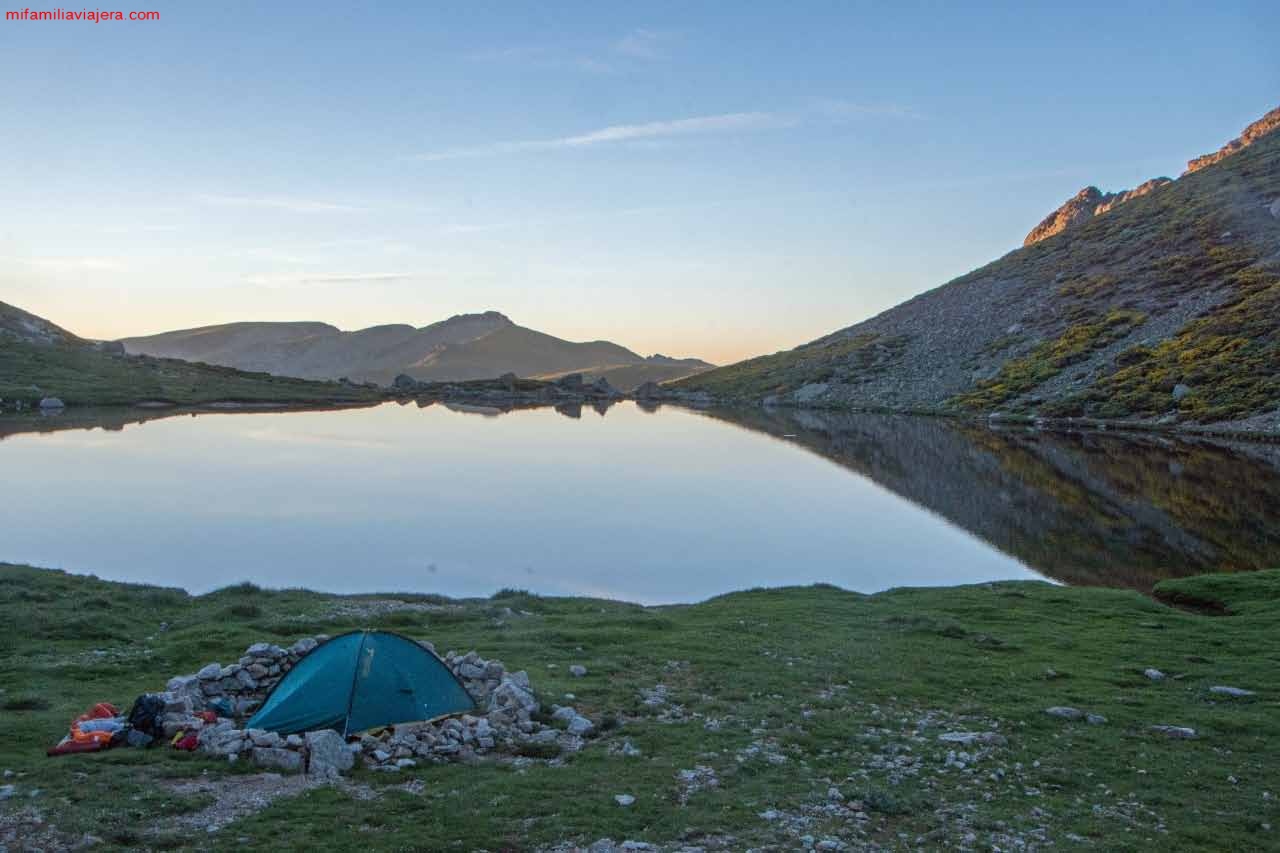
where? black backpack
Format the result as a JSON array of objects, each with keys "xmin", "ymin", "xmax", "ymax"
[{"xmin": 126, "ymin": 693, "xmax": 168, "ymax": 743}]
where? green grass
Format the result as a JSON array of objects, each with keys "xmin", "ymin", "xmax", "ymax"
[
  {"xmin": 0, "ymin": 337, "xmax": 382, "ymax": 409},
  {"xmin": 675, "ymin": 333, "xmax": 907, "ymax": 400},
  {"xmin": 952, "ymin": 309, "xmax": 1147, "ymax": 411},
  {"xmin": 2, "ymin": 563, "xmax": 1278, "ymax": 850},
  {"xmin": 1086, "ymin": 263, "xmax": 1280, "ymax": 422}
]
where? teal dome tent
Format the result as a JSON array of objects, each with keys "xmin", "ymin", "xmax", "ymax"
[{"xmin": 246, "ymin": 630, "xmax": 476, "ymax": 736}]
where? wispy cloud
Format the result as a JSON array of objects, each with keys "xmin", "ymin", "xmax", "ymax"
[
  {"xmin": 101, "ymin": 224, "xmax": 181, "ymax": 235},
  {"xmin": 413, "ymin": 111, "xmax": 792, "ymax": 162},
  {"xmin": 243, "ymin": 272, "xmax": 413, "ymax": 288},
  {"xmin": 9, "ymin": 256, "xmax": 131, "ymax": 273},
  {"xmin": 613, "ymin": 29, "xmax": 676, "ymax": 61},
  {"xmin": 194, "ymin": 194, "xmax": 366, "ymax": 213},
  {"xmin": 805, "ymin": 97, "xmax": 926, "ymax": 121},
  {"xmin": 469, "ymin": 28, "xmax": 681, "ymax": 74}
]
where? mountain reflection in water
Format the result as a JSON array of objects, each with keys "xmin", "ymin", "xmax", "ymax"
[{"xmin": 2, "ymin": 400, "xmax": 1277, "ymax": 596}]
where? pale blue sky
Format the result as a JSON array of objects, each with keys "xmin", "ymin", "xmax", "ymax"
[{"xmin": 2, "ymin": 1, "xmax": 1276, "ymax": 362}]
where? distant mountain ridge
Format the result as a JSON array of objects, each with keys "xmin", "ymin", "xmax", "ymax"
[
  {"xmin": 0, "ymin": 300, "xmax": 378, "ymax": 409},
  {"xmin": 677, "ymin": 104, "xmax": 1280, "ymax": 432},
  {"xmin": 121, "ymin": 313, "xmax": 713, "ymax": 390}
]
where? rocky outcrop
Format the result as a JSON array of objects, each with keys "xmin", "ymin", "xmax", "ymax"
[
  {"xmin": 1023, "ymin": 105, "xmax": 1280, "ymax": 247},
  {"xmin": 1023, "ymin": 178, "xmax": 1173, "ymax": 246},
  {"xmin": 1023, "ymin": 186, "xmax": 1116, "ymax": 246},
  {"xmin": 1185, "ymin": 105, "xmax": 1280, "ymax": 174}
]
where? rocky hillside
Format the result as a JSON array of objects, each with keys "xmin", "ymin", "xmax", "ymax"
[
  {"xmin": 677, "ymin": 105, "xmax": 1280, "ymax": 431},
  {"xmin": 0, "ymin": 300, "xmax": 379, "ymax": 409},
  {"xmin": 0, "ymin": 300, "xmax": 88, "ymax": 348},
  {"xmin": 122, "ymin": 312, "xmax": 713, "ymax": 390}
]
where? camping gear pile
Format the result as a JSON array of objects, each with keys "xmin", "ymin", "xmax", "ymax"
[
  {"xmin": 51, "ymin": 631, "xmax": 587, "ymax": 775},
  {"xmin": 46, "ymin": 698, "xmax": 216, "ymax": 757}
]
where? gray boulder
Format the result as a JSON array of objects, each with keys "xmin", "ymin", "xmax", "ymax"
[
  {"xmin": 590, "ymin": 377, "xmax": 620, "ymax": 397},
  {"xmin": 937, "ymin": 731, "xmax": 1006, "ymax": 746},
  {"xmin": 458, "ymin": 662, "xmax": 487, "ymax": 679},
  {"xmin": 252, "ymin": 747, "xmax": 303, "ymax": 773},
  {"xmin": 306, "ymin": 729, "xmax": 354, "ymax": 775},
  {"xmin": 1209, "ymin": 685, "xmax": 1255, "ymax": 697},
  {"xmin": 38, "ymin": 397, "xmax": 65, "ymax": 410},
  {"xmin": 489, "ymin": 677, "xmax": 539, "ymax": 719},
  {"xmin": 794, "ymin": 382, "xmax": 829, "ymax": 403},
  {"xmin": 1150, "ymin": 725, "xmax": 1197, "ymax": 739},
  {"xmin": 248, "ymin": 729, "xmax": 282, "ymax": 749},
  {"xmin": 1045, "ymin": 706, "xmax": 1085, "ymax": 720},
  {"xmin": 196, "ymin": 663, "xmax": 223, "ymax": 680}
]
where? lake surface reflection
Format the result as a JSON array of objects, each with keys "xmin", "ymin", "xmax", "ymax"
[{"xmin": 2, "ymin": 401, "xmax": 1278, "ymax": 603}]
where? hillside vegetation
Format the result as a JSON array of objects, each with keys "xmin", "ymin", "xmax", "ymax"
[
  {"xmin": 0, "ymin": 301, "xmax": 380, "ymax": 409},
  {"xmin": 677, "ymin": 107, "xmax": 1280, "ymax": 432},
  {"xmin": 1, "ymin": 564, "xmax": 1276, "ymax": 850}
]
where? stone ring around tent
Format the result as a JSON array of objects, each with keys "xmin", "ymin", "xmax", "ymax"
[{"xmin": 246, "ymin": 630, "xmax": 477, "ymax": 736}]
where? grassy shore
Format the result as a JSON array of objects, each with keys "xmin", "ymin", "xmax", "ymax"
[
  {"xmin": 0, "ymin": 337, "xmax": 383, "ymax": 409},
  {"xmin": 1, "ymin": 565, "xmax": 1277, "ymax": 851}
]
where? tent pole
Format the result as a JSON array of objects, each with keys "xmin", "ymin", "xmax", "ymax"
[{"xmin": 340, "ymin": 630, "xmax": 369, "ymax": 739}]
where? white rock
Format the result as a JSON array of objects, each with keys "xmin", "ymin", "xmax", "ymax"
[
  {"xmin": 1045, "ymin": 707, "xmax": 1085, "ymax": 720},
  {"xmin": 938, "ymin": 731, "xmax": 1007, "ymax": 746},
  {"xmin": 1150, "ymin": 725, "xmax": 1197, "ymax": 739},
  {"xmin": 252, "ymin": 747, "xmax": 302, "ymax": 773},
  {"xmin": 569, "ymin": 665, "xmax": 588, "ymax": 677},
  {"xmin": 614, "ymin": 794, "xmax": 636, "ymax": 807},
  {"xmin": 1209, "ymin": 686, "xmax": 1255, "ymax": 697},
  {"xmin": 567, "ymin": 715, "xmax": 595, "ymax": 736},
  {"xmin": 1144, "ymin": 668, "xmax": 1166, "ymax": 681},
  {"xmin": 307, "ymin": 730, "xmax": 355, "ymax": 774}
]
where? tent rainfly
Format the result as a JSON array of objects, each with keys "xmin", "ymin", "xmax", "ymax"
[{"xmin": 246, "ymin": 630, "xmax": 476, "ymax": 736}]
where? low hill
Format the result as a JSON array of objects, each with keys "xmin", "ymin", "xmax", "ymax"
[
  {"xmin": 676, "ymin": 106, "xmax": 1280, "ymax": 431},
  {"xmin": 122, "ymin": 312, "xmax": 713, "ymax": 390},
  {"xmin": 0, "ymin": 301, "xmax": 380, "ymax": 409}
]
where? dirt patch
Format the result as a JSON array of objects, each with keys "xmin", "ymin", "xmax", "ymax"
[{"xmin": 155, "ymin": 772, "xmax": 326, "ymax": 836}]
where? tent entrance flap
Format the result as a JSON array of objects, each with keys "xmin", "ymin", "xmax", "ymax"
[{"xmin": 246, "ymin": 630, "xmax": 476, "ymax": 736}]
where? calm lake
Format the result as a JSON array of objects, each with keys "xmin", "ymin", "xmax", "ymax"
[{"xmin": 3, "ymin": 401, "xmax": 1278, "ymax": 603}]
